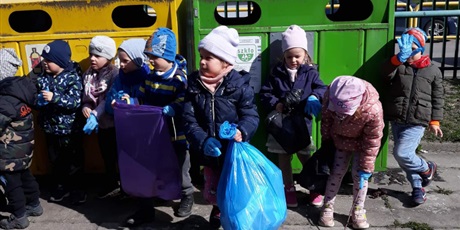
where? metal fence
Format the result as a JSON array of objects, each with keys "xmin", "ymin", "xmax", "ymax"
[{"xmin": 395, "ymin": 0, "xmax": 460, "ymax": 79}]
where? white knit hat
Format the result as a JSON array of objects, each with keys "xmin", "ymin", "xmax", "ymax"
[
  {"xmin": 198, "ymin": 25, "xmax": 239, "ymax": 65},
  {"xmin": 0, "ymin": 48, "xmax": 22, "ymax": 81},
  {"xmin": 89, "ymin": 35, "xmax": 117, "ymax": 60},
  {"xmin": 282, "ymin": 25, "xmax": 308, "ymax": 53}
]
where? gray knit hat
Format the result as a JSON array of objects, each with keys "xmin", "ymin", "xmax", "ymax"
[
  {"xmin": 89, "ymin": 35, "xmax": 117, "ymax": 60},
  {"xmin": 118, "ymin": 38, "xmax": 147, "ymax": 67},
  {"xmin": 0, "ymin": 48, "xmax": 22, "ymax": 81}
]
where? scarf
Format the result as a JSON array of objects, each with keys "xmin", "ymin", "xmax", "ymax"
[
  {"xmin": 83, "ymin": 65, "xmax": 115, "ymax": 105},
  {"xmin": 286, "ymin": 67, "xmax": 297, "ymax": 83},
  {"xmin": 410, "ymin": 55, "xmax": 431, "ymax": 69},
  {"xmin": 200, "ymin": 66, "xmax": 233, "ymax": 93},
  {"xmin": 154, "ymin": 61, "xmax": 177, "ymax": 80}
]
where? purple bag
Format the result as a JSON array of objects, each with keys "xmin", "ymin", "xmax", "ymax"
[{"xmin": 113, "ymin": 103, "xmax": 181, "ymax": 200}]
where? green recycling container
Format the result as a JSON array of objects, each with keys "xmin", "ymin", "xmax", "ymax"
[{"xmin": 184, "ymin": 0, "xmax": 395, "ymax": 172}]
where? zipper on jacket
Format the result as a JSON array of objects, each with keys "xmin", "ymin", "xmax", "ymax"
[
  {"xmin": 197, "ymin": 79, "xmax": 222, "ymax": 137},
  {"xmin": 405, "ymin": 69, "xmax": 417, "ymax": 122}
]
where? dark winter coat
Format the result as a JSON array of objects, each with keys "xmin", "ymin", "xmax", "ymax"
[
  {"xmin": 0, "ymin": 76, "xmax": 37, "ymax": 171},
  {"xmin": 381, "ymin": 60, "xmax": 444, "ymax": 126},
  {"xmin": 260, "ymin": 63, "xmax": 327, "ymax": 133},
  {"xmin": 183, "ymin": 69, "xmax": 259, "ymax": 168}
]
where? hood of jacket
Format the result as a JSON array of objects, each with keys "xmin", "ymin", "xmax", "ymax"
[{"xmin": 0, "ymin": 76, "xmax": 37, "ymax": 106}]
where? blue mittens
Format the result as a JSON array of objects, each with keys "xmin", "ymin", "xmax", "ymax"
[
  {"xmin": 358, "ymin": 170, "xmax": 372, "ymax": 189},
  {"xmin": 162, "ymin": 105, "xmax": 175, "ymax": 116},
  {"xmin": 204, "ymin": 137, "xmax": 222, "ymax": 157},
  {"xmin": 83, "ymin": 114, "xmax": 99, "ymax": 135},
  {"xmin": 305, "ymin": 95, "xmax": 321, "ymax": 116},
  {"xmin": 219, "ymin": 121, "xmax": 238, "ymax": 140}
]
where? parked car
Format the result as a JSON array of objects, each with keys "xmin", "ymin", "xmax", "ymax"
[{"xmin": 395, "ymin": 0, "xmax": 458, "ymax": 37}]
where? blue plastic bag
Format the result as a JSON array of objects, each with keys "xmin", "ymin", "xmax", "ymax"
[{"xmin": 217, "ymin": 141, "xmax": 287, "ymax": 230}]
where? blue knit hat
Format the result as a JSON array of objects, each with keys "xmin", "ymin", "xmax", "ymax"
[
  {"xmin": 41, "ymin": 40, "xmax": 71, "ymax": 69},
  {"xmin": 144, "ymin": 27, "xmax": 177, "ymax": 62}
]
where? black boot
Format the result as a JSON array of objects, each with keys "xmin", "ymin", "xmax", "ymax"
[{"xmin": 175, "ymin": 194, "xmax": 194, "ymax": 217}]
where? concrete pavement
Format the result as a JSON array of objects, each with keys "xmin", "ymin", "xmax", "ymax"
[{"xmin": 2, "ymin": 140, "xmax": 460, "ymax": 230}]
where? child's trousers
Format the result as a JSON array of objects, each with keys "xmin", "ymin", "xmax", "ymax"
[
  {"xmin": 45, "ymin": 133, "xmax": 84, "ymax": 191},
  {"xmin": 1, "ymin": 169, "xmax": 40, "ymax": 217},
  {"xmin": 323, "ymin": 150, "xmax": 369, "ymax": 210}
]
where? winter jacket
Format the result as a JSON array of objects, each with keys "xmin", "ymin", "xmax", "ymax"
[
  {"xmin": 183, "ymin": 69, "xmax": 259, "ymax": 167},
  {"xmin": 0, "ymin": 76, "xmax": 37, "ymax": 171},
  {"xmin": 82, "ymin": 63, "xmax": 118, "ymax": 129},
  {"xmin": 260, "ymin": 63, "xmax": 327, "ymax": 133},
  {"xmin": 105, "ymin": 64, "xmax": 150, "ymax": 115},
  {"xmin": 139, "ymin": 55, "xmax": 188, "ymax": 144},
  {"xmin": 381, "ymin": 59, "xmax": 444, "ymax": 126},
  {"xmin": 321, "ymin": 80, "xmax": 384, "ymax": 172},
  {"xmin": 37, "ymin": 67, "xmax": 83, "ymax": 135}
]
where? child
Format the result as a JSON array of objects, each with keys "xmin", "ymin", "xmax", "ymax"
[
  {"xmin": 0, "ymin": 48, "xmax": 42, "ymax": 229},
  {"xmin": 81, "ymin": 35, "xmax": 119, "ymax": 199},
  {"xmin": 382, "ymin": 27, "xmax": 443, "ymax": 206},
  {"xmin": 121, "ymin": 28, "xmax": 193, "ymax": 227},
  {"xmin": 318, "ymin": 76, "xmax": 384, "ymax": 229},
  {"xmin": 35, "ymin": 40, "xmax": 85, "ymax": 204},
  {"xmin": 183, "ymin": 25, "xmax": 259, "ymax": 229},
  {"xmin": 105, "ymin": 38, "xmax": 150, "ymax": 113},
  {"xmin": 259, "ymin": 25, "xmax": 327, "ymax": 208}
]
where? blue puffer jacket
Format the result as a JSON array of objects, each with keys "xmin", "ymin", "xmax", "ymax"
[
  {"xmin": 260, "ymin": 63, "xmax": 327, "ymax": 133},
  {"xmin": 183, "ymin": 69, "xmax": 259, "ymax": 166}
]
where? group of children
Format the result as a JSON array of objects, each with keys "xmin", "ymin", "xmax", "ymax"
[{"xmin": 0, "ymin": 24, "xmax": 443, "ymax": 230}]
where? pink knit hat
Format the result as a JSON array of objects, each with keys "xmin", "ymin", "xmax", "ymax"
[
  {"xmin": 328, "ymin": 76, "xmax": 365, "ymax": 116},
  {"xmin": 282, "ymin": 25, "xmax": 308, "ymax": 52}
]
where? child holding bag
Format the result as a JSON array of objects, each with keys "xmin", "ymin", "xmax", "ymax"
[
  {"xmin": 318, "ymin": 76, "xmax": 384, "ymax": 229},
  {"xmin": 260, "ymin": 25, "xmax": 327, "ymax": 208},
  {"xmin": 183, "ymin": 25, "xmax": 259, "ymax": 229}
]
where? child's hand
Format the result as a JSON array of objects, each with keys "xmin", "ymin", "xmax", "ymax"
[
  {"xmin": 429, "ymin": 125, "xmax": 443, "ymax": 138},
  {"xmin": 41, "ymin": 90, "xmax": 53, "ymax": 102},
  {"xmin": 82, "ymin": 107, "xmax": 92, "ymax": 118},
  {"xmin": 275, "ymin": 103, "xmax": 284, "ymax": 112},
  {"xmin": 234, "ymin": 129, "xmax": 242, "ymax": 142},
  {"xmin": 396, "ymin": 34, "xmax": 414, "ymax": 63},
  {"xmin": 121, "ymin": 94, "xmax": 130, "ymax": 101}
]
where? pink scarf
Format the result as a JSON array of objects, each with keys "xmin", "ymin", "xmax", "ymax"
[{"xmin": 200, "ymin": 66, "xmax": 233, "ymax": 93}]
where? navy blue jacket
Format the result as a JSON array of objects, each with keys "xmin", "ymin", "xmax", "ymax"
[
  {"xmin": 260, "ymin": 63, "xmax": 327, "ymax": 133},
  {"xmin": 183, "ymin": 69, "xmax": 259, "ymax": 166}
]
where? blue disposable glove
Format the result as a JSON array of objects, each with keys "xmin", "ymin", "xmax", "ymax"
[
  {"xmin": 396, "ymin": 34, "xmax": 415, "ymax": 63},
  {"xmin": 37, "ymin": 93, "xmax": 48, "ymax": 106},
  {"xmin": 83, "ymin": 114, "xmax": 99, "ymax": 135},
  {"xmin": 358, "ymin": 170, "xmax": 372, "ymax": 189},
  {"xmin": 305, "ymin": 95, "xmax": 322, "ymax": 116},
  {"xmin": 203, "ymin": 137, "xmax": 222, "ymax": 157},
  {"xmin": 37, "ymin": 86, "xmax": 49, "ymax": 106},
  {"xmin": 162, "ymin": 105, "xmax": 175, "ymax": 116},
  {"xmin": 219, "ymin": 121, "xmax": 238, "ymax": 140}
]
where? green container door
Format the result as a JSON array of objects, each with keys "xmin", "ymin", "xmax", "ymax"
[{"xmin": 187, "ymin": 0, "xmax": 395, "ymax": 172}]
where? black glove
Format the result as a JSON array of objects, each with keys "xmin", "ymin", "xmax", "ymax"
[{"xmin": 282, "ymin": 89, "xmax": 304, "ymax": 108}]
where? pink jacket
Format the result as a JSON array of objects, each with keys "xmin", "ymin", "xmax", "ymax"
[{"xmin": 321, "ymin": 80, "xmax": 384, "ymax": 172}]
